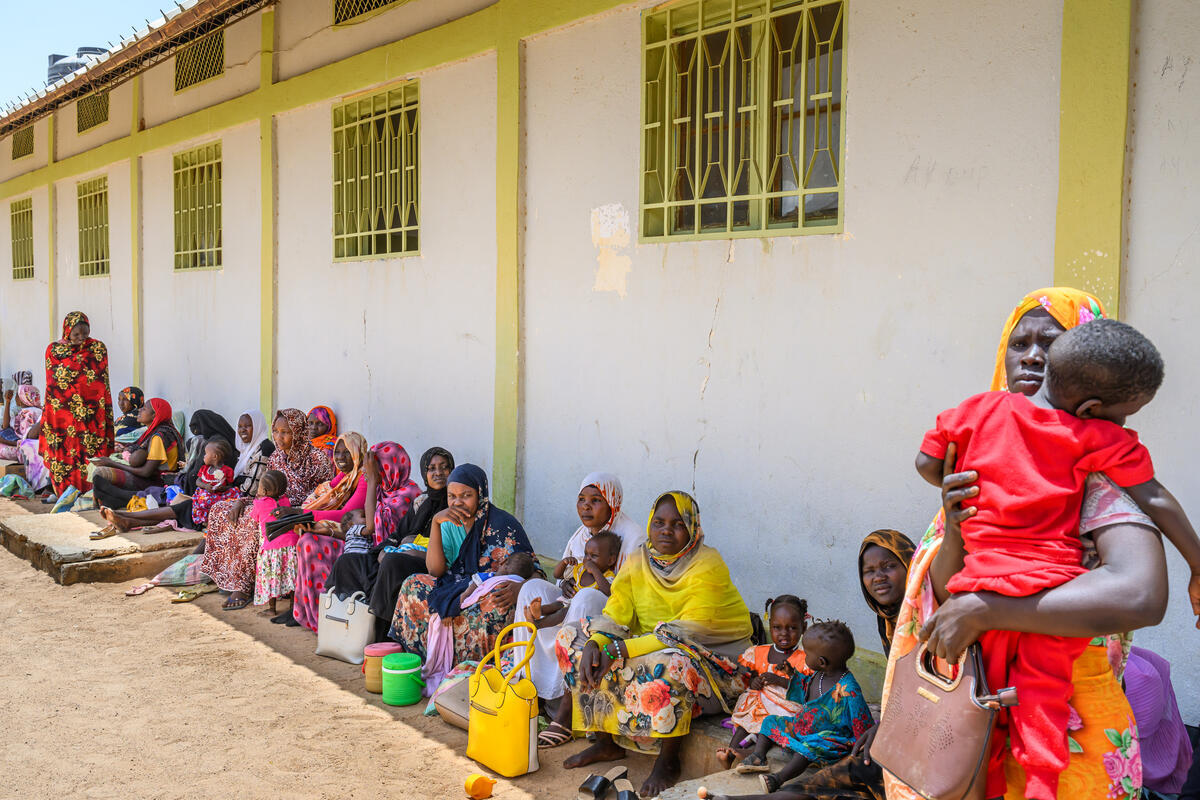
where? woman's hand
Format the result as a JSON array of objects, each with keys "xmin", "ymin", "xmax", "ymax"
[
  {"xmin": 850, "ymin": 723, "xmax": 878, "ymax": 765},
  {"xmin": 365, "ymin": 450, "xmax": 380, "ymax": 484},
  {"xmin": 580, "ymin": 640, "xmax": 614, "ymax": 690},
  {"xmin": 486, "ymin": 580, "xmax": 521, "ymax": 613},
  {"xmin": 918, "ymin": 591, "xmax": 992, "ymax": 662},
  {"xmin": 227, "ymin": 498, "xmax": 250, "ymax": 524},
  {"xmin": 748, "ymin": 675, "xmax": 765, "ymax": 690},
  {"xmin": 433, "ymin": 506, "xmax": 472, "ymax": 528}
]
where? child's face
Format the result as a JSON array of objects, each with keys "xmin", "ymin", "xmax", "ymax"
[
  {"xmin": 769, "ymin": 605, "xmax": 805, "ymax": 651},
  {"xmin": 497, "ymin": 556, "xmax": 529, "ymax": 577},
  {"xmin": 203, "ymin": 444, "xmax": 221, "ymax": 467},
  {"xmin": 584, "ymin": 538, "xmax": 619, "ymax": 571},
  {"xmin": 577, "ymin": 485, "xmax": 613, "ymax": 531}
]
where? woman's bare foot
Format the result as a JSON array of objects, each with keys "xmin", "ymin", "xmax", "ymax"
[
  {"xmin": 563, "ymin": 737, "xmax": 625, "ymax": 769},
  {"xmin": 100, "ymin": 507, "xmax": 133, "ymax": 532},
  {"xmin": 642, "ymin": 746, "xmax": 683, "ymax": 798}
]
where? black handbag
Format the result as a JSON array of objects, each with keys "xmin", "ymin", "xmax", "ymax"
[{"xmin": 264, "ymin": 509, "xmax": 313, "ymax": 541}]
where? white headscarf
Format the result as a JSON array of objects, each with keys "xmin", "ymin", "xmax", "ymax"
[
  {"xmin": 234, "ymin": 409, "xmax": 270, "ymax": 477},
  {"xmin": 562, "ymin": 471, "xmax": 643, "ymax": 567}
]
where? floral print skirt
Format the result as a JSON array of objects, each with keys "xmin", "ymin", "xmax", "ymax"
[
  {"xmin": 390, "ymin": 573, "xmax": 514, "ymax": 662},
  {"xmin": 200, "ymin": 500, "xmax": 260, "ymax": 594},
  {"xmin": 253, "ymin": 545, "xmax": 297, "ymax": 606},
  {"xmin": 556, "ymin": 619, "xmax": 751, "ymax": 753}
]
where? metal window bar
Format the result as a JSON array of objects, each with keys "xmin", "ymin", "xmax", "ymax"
[
  {"xmin": 11, "ymin": 127, "xmax": 34, "ymax": 159},
  {"xmin": 641, "ymin": 0, "xmax": 845, "ymax": 240},
  {"xmin": 77, "ymin": 92, "xmax": 111, "ymax": 134},
  {"xmin": 10, "ymin": 198, "xmax": 34, "ymax": 280},
  {"xmin": 333, "ymin": 0, "xmax": 414, "ymax": 25},
  {"xmin": 77, "ymin": 177, "xmax": 110, "ymax": 277},
  {"xmin": 174, "ymin": 29, "xmax": 225, "ymax": 92},
  {"xmin": 173, "ymin": 142, "xmax": 222, "ymax": 269},
  {"xmin": 332, "ymin": 82, "xmax": 419, "ymax": 260}
]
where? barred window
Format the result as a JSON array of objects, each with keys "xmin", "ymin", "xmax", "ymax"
[
  {"xmin": 77, "ymin": 92, "xmax": 110, "ymax": 133},
  {"xmin": 10, "ymin": 198, "xmax": 33, "ymax": 280},
  {"xmin": 332, "ymin": 82, "xmax": 419, "ymax": 260},
  {"xmin": 641, "ymin": 0, "xmax": 846, "ymax": 240},
  {"xmin": 175, "ymin": 30, "xmax": 225, "ymax": 92},
  {"xmin": 11, "ymin": 127, "xmax": 34, "ymax": 160},
  {"xmin": 334, "ymin": 0, "xmax": 414, "ymax": 25},
  {"xmin": 173, "ymin": 143, "xmax": 222, "ymax": 270},
  {"xmin": 78, "ymin": 177, "xmax": 110, "ymax": 277}
]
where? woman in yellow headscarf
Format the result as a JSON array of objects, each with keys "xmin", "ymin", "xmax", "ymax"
[
  {"xmin": 555, "ymin": 491, "xmax": 754, "ymax": 799},
  {"xmin": 883, "ymin": 288, "xmax": 1169, "ymax": 800}
]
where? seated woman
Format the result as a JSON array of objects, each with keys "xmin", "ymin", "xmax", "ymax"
[
  {"xmin": 557, "ymin": 491, "xmax": 754, "ymax": 799},
  {"xmin": 90, "ymin": 399, "xmax": 181, "ymax": 518},
  {"xmin": 390, "ymin": 463, "xmax": 534, "ymax": 663},
  {"xmin": 0, "ymin": 386, "xmax": 42, "ymax": 461},
  {"xmin": 202, "ymin": 409, "xmax": 333, "ymax": 611},
  {"xmin": 4, "ymin": 370, "xmax": 32, "ymax": 427},
  {"xmin": 289, "ymin": 432, "xmax": 370, "ymax": 631},
  {"xmin": 307, "ymin": 405, "xmax": 337, "ymax": 460},
  {"xmin": 325, "ymin": 442, "xmax": 429, "ymax": 628},
  {"xmin": 510, "ymin": 472, "xmax": 643, "ymax": 747},
  {"xmin": 177, "ymin": 410, "xmax": 238, "ymax": 494},
  {"xmin": 113, "ymin": 387, "xmax": 146, "ymax": 441},
  {"xmin": 232, "ymin": 409, "xmax": 274, "ymax": 495}
]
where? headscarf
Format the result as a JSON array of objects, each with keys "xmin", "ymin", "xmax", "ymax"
[
  {"xmin": 16, "ymin": 385, "xmax": 41, "ymax": 408},
  {"xmin": 562, "ymin": 472, "xmax": 645, "ymax": 566},
  {"xmin": 378, "ymin": 446, "xmax": 455, "ymax": 549},
  {"xmin": 303, "ymin": 432, "xmax": 368, "ymax": 512},
  {"xmin": 118, "ymin": 386, "xmax": 144, "ymax": 410},
  {"xmin": 60, "ymin": 310, "xmax": 89, "ymax": 345},
  {"xmin": 858, "ymin": 529, "xmax": 916, "ymax": 653},
  {"xmin": 427, "ymin": 463, "xmax": 533, "ymax": 618},
  {"xmin": 234, "ymin": 409, "xmax": 270, "ymax": 477},
  {"xmin": 368, "ymin": 441, "xmax": 423, "ymax": 544},
  {"xmin": 11, "ymin": 371, "xmax": 32, "ymax": 386},
  {"xmin": 1123, "ymin": 647, "xmax": 1193, "ymax": 793},
  {"xmin": 186, "ymin": 410, "xmax": 237, "ymax": 467},
  {"xmin": 989, "ymin": 287, "xmax": 1107, "ymax": 392},
  {"xmin": 134, "ymin": 398, "xmax": 181, "ymax": 451},
  {"xmin": 595, "ymin": 491, "xmax": 752, "ymax": 655},
  {"xmin": 307, "ymin": 405, "xmax": 337, "ymax": 455},
  {"xmin": 268, "ymin": 408, "xmax": 335, "ymax": 506}
]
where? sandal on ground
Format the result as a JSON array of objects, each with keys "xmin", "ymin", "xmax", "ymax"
[
  {"xmin": 577, "ymin": 766, "xmax": 629, "ymax": 800},
  {"xmin": 538, "ymin": 721, "xmax": 574, "ymax": 749},
  {"xmin": 222, "ymin": 595, "xmax": 251, "ymax": 611},
  {"xmin": 735, "ymin": 754, "xmax": 771, "ymax": 774},
  {"xmin": 613, "ymin": 777, "xmax": 640, "ymax": 800},
  {"xmin": 89, "ymin": 525, "xmax": 120, "ymax": 541},
  {"xmin": 125, "ymin": 582, "xmax": 156, "ymax": 596},
  {"xmin": 759, "ymin": 773, "xmax": 781, "ymax": 793},
  {"xmin": 172, "ymin": 584, "xmax": 218, "ymax": 603}
]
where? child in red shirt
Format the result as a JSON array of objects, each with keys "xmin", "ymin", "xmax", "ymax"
[{"xmin": 916, "ymin": 319, "xmax": 1200, "ymax": 800}]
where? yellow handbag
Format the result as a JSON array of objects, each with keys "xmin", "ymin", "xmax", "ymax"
[{"xmin": 466, "ymin": 621, "xmax": 540, "ymax": 777}]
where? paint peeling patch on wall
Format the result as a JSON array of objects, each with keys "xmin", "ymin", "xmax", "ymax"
[{"xmin": 590, "ymin": 202, "xmax": 631, "ymax": 297}]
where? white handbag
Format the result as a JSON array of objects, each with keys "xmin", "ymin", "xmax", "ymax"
[{"xmin": 315, "ymin": 590, "xmax": 374, "ymax": 664}]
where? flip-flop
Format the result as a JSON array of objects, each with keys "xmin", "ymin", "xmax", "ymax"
[
  {"xmin": 89, "ymin": 525, "xmax": 120, "ymax": 541},
  {"xmin": 124, "ymin": 582, "xmax": 157, "ymax": 596},
  {"xmin": 537, "ymin": 721, "xmax": 574, "ymax": 749},
  {"xmin": 222, "ymin": 595, "xmax": 251, "ymax": 611},
  {"xmin": 613, "ymin": 777, "xmax": 640, "ymax": 800},
  {"xmin": 578, "ymin": 766, "xmax": 629, "ymax": 800},
  {"xmin": 172, "ymin": 584, "xmax": 219, "ymax": 603}
]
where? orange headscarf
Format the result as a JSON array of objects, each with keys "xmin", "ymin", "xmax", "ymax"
[
  {"xmin": 307, "ymin": 405, "xmax": 338, "ymax": 456},
  {"xmin": 989, "ymin": 287, "xmax": 1107, "ymax": 392}
]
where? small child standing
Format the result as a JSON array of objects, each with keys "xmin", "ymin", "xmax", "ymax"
[
  {"xmin": 250, "ymin": 470, "xmax": 296, "ymax": 618},
  {"xmin": 735, "ymin": 621, "xmax": 873, "ymax": 794},
  {"xmin": 717, "ymin": 595, "xmax": 811, "ymax": 770},
  {"xmin": 190, "ymin": 440, "xmax": 239, "ymax": 527},
  {"xmin": 525, "ymin": 530, "xmax": 621, "ymax": 629},
  {"xmin": 916, "ymin": 319, "xmax": 1200, "ymax": 800}
]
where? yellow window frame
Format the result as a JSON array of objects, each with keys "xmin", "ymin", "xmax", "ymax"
[
  {"xmin": 77, "ymin": 176, "xmax": 110, "ymax": 277},
  {"xmin": 10, "ymin": 197, "xmax": 34, "ymax": 280},
  {"xmin": 173, "ymin": 142, "xmax": 223, "ymax": 270}
]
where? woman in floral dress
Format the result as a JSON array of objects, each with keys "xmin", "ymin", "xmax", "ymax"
[{"xmin": 556, "ymin": 491, "xmax": 754, "ymax": 799}]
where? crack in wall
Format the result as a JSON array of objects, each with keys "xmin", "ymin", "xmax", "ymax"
[{"xmin": 692, "ymin": 293, "xmax": 721, "ymax": 495}]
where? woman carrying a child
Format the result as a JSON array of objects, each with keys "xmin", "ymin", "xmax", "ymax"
[
  {"xmin": 511, "ymin": 472, "xmax": 643, "ymax": 745},
  {"xmin": 889, "ymin": 287, "xmax": 1172, "ymax": 800},
  {"xmin": 557, "ymin": 490, "xmax": 754, "ymax": 799},
  {"xmin": 90, "ymin": 398, "xmax": 181, "ymax": 515},
  {"xmin": 390, "ymin": 463, "xmax": 535, "ymax": 662},
  {"xmin": 202, "ymin": 409, "xmax": 334, "ymax": 611}
]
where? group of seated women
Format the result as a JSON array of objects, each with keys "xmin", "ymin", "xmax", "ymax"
[{"xmin": 4, "ymin": 286, "xmax": 1196, "ymax": 800}]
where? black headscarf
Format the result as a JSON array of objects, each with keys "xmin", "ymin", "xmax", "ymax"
[
  {"xmin": 858, "ymin": 529, "xmax": 916, "ymax": 655},
  {"xmin": 377, "ymin": 446, "xmax": 455, "ymax": 550},
  {"xmin": 179, "ymin": 409, "xmax": 237, "ymax": 493}
]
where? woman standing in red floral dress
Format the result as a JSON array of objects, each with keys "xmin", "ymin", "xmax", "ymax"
[{"xmin": 39, "ymin": 311, "xmax": 114, "ymax": 496}]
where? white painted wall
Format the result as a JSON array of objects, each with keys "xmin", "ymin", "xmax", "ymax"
[
  {"xmin": 519, "ymin": 0, "xmax": 1065, "ymax": 655},
  {"xmin": 275, "ymin": 0, "xmax": 495, "ymax": 81},
  {"xmin": 140, "ymin": 122, "xmax": 262, "ymax": 422},
  {"xmin": 52, "ymin": 164, "xmax": 136, "ymax": 393},
  {"xmin": 0, "ymin": 186, "xmax": 53, "ymax": 379},
  {"xmin": 275, "ymin": 53, "xmax": 498, "ymax": 470},
  {"xmin": 1122, "ymin": 0, "xmax": 1200, "ymax": 721},
  {"xmin": 142, "ymin": 11, "xmax": 263, "ymax": 129},
  {"xmin": 56, "ymin": 82, "xmax": 135, "ymax": 161}
]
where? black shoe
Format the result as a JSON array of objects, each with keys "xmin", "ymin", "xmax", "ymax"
[
  {"xmin": 270, "ymin": 610, "xmax": 292, "ymax": 624},
  {"xmin": 283, "ymin": 615, "xmax": 300, "ymax": 628}
]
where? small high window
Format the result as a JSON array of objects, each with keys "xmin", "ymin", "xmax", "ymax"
[
  {"xmin": 332, "ymin": 82, "xmax": 420, "ymax": 259},
  {"xmin": 334, "ymin": 0, "xmax": 413, "ymax": 25},
  {"xmin": 78, "ymin": 177, "xmax": 110, "ymax": 277},
  {"xmin": 10, "ymin": 198, "xmax": 34, "ymax": 280},
  {"xmin": 173, "ymin": 142, "xmax": 222, "ymax": 270},
  {"xmin": 175, "ymin": 30, "xmax": 225, "ymax": 92},
  {"xmin": 11, "ymin": 127, "xmax": 34, "ymax": 160},
  {"xmin": 77, "ymin": 92, "xmax": 110, "ymax": 134}
]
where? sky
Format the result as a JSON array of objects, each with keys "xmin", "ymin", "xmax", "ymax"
[{"xmin": 0, "ymin": 0, "xmax": 167, "ymax": 109}]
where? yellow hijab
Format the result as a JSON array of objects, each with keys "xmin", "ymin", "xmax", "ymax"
[
  {"xmin": 302, "ymin": 431, "xmax": 367, "ymax": 512},
  {"xmin": 600, "ymin": 491, "xmax": 752, "ymax": 650},
  {"xmin": 989, "ymin": 287, "xmax": 1107, "ymax": 392}
]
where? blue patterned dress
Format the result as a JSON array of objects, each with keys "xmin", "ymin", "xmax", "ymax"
[{"xmin": 760, "ymin": 670, "xmax": 874, "ymax": 765}]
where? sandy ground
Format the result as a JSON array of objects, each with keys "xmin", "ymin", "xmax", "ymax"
[{"xmin": 0, "ymin": 528, "xmax": 656, "ymax": 800}]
